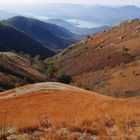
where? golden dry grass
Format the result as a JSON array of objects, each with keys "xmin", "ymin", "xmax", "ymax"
[{"xmin": 0, "ymin": 82, "xmax": 140, "ymax": 139}]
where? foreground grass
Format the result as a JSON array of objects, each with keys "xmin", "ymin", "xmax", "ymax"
[
  {"xmin": 0, "ymin": 83, "xmax": 140, "ymax": 139},
  {"xmin": 1, "ymin": 115, "xmax": 140, "ymax": 140}
]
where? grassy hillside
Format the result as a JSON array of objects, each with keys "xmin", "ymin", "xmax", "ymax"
[
  {"xmin": 0, "ymin": 82, "xmax": 140, "ymax": 139},
  {"xmin": 0, "ymin": 52, "xmax": 45, "ymax": 91},
  {"xmin": 46, "ymin": 19, "xmax": 140, "ymax": 97},
  {"xmin": 0, "ymin": 22, "xmax": 56, "ymax": 59}
]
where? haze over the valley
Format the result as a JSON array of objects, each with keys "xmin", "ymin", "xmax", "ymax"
[{"xmin": 0, "ymin": 0, "xmax": 140, "ymax": 28}]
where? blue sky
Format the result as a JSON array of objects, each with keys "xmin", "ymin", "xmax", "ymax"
[{"xmin": 0, "ymin": 0, "xmax": 139, "ymax": 6}]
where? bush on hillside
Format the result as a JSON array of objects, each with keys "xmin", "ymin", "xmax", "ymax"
[{"xmin": 57, "ymin": 72, "xmax": 72, "ymax": 84}]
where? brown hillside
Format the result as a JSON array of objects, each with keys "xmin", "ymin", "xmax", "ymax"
[
  {"xmin": 47, "ymin": 19, "xmax": 140, "ymax": 97},
  {"xmin": 0, "ymin": 82, "xmax": 140, "ymax": 139},
  {"xmin": 0, "ymin": 52, "xmax": 45, "ymax": 91}
]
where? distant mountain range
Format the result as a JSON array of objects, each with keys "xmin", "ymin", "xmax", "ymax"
[
  {"xmin": 0, "ymin": 4, "xmax": 140, "ymax": 27},
  {"xmin": 3, "ymin": 16, "xmax": 76, "ymax": 49},
  {"xmin": 3, "ymin": 4, "xmax": 139, "ymax": 26},
  {"xmin": 43, "ymin": 4, "xmax": 140, "ymax": 26},
  {"xmin": 0, "ymin": 22, "xmax": 56, "ymax": 59}
]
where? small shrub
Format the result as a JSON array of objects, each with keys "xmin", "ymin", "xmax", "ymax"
[{"xmin": 57, "ymin": 73, "xmax": 72, "ymax": 84}]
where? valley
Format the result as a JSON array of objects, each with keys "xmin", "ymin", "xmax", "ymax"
[{"xmin": 0, "ymin": 2, "xmax": 140, "ymax": 140}]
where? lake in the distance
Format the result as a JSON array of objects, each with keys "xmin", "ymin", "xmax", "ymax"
[
  {"xmin": 34, "ymin": 16, "xmax": 102, "ymax": 28},
  {"xmin": 67, "ymin": 19, "xmax": 101, "ymax": 28}
]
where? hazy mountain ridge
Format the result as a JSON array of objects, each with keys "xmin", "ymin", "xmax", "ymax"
[
  {"xmin": 6, "ymin": 4, "xmax": 140, "ymax": 26},
  {"xmin": 0, "ymin": 22, "xmax": 56, "ymax": 59},
  {"xmin": 3, "ymin": 16, "xmax": 77, "ymax": 49},
  {"xmin": 1, "ymin": 4, "xmax": 140, "ymax": 27}
]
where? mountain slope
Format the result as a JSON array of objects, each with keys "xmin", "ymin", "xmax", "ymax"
[
  {"xmin": 47, "ymin": 19, "xmax": 140, "ymax": 97},
  {"xmin": 0, "ymin": 22, "xmax": 56, "ymax": 59},
  {"xmin": 0, "ymin": 82, "xmax": 140, "ymax": 139},
  {"xmin": 4, "ymin": 16, "xmax": 76, "ymax": 49},
  {"xmin": 0, "ymin": 52, "xmax": 45, "ymax": 91}
]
